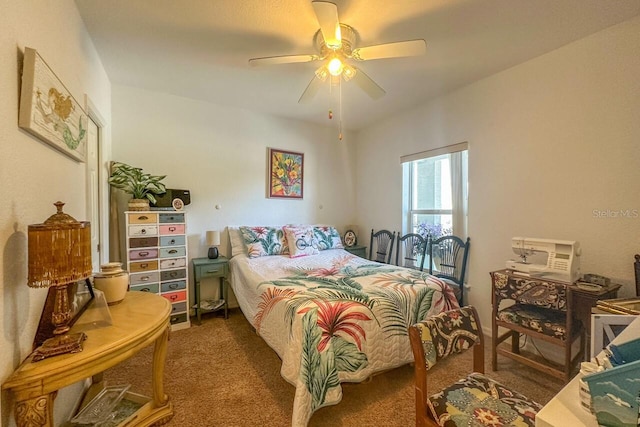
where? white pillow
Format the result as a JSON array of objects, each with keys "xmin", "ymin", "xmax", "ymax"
[
  {"xmin": 227, "ymin": 227, "xmax": 246, "ymax": 257},
  {"xmin": 283, "ymin": 225, "xmax": 320, "ymax": 258}
]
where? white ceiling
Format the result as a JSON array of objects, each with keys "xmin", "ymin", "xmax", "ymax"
[{"xmin": 75, "ymin": 0, "xmax": 639, "ymax": 131}]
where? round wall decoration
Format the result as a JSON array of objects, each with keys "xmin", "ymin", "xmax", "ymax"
[
  {"xmin": 343, "ymin": 230, "xmax": 357, "ymax": 247},
  {"xmin": 172, "ymin": 198, "xmax": 184, "ymax": 211}
]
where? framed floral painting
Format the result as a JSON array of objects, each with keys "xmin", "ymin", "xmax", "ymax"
[{"xmin": 268, "ymin": 148, "xmax": 304, "ymax": 199}]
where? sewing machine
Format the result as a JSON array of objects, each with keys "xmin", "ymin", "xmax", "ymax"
[{"xmin": 505, "ymin": 237, "xmax": 582, "ymax": 283}]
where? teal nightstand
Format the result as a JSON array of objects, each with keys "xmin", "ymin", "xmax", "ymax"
[
  {"xmin": 192, "ymin": 256, "xmax": 229, "ymax": 323},
  {"xmin": 345, "ymin": 245, "xmax": 367, "ymax": 258}
]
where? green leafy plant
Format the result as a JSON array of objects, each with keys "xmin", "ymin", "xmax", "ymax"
[{"xmin": 108, "ymin": 162, "xmax": 167, "ymax": 204}]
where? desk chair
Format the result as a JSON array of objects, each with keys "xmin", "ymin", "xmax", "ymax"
[
  {"xmin": 428, "ymin": 235, "xmax": 470, "ymax": 305},
  {"xmin": 409, "ymin": 306, "xmax": 541, "ymax": 427},
  {"xmin": 396, "ymin": 233, "xmax": 427, "ymax": 270},
  {"xmin": 369, "ymin": 229, "xmax": 395, "ymax": 264}
]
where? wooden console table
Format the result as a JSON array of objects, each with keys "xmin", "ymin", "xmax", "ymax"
[{"xmin": 2, "ymin": 292, "xmax": 173, "ymax": 427}]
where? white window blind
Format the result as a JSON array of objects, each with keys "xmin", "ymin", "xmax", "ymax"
[{"xmin": 400, "ymin": 141, "xmax": 468, "ymax": 164}]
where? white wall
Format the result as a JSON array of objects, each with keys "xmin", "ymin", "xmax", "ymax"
[
  {"xmin": 111, "ymin": 85, "xmax": 357, "ymax": 304},
  {"xmin": 0, "ymin": 1, "xmax": 112, "ymax": 425},
  {"xmin": 355, "ymin": 16, "xmax": 640, "ymax": 329}
]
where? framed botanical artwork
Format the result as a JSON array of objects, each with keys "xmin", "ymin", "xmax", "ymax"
[
  {"xmin": 267, "ymin": 148, "xmax": 304, "ymax": 199},
  {"xmin": 18, "ymin": 47, "xmax": 88, "ymax": 162}
]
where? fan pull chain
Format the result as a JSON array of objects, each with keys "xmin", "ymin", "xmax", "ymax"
[
  {"xmin": 338, "ymin": 77, "xmax": 343, "ymax": 140},
  {"xmin": 328, "ymin": 76, "xmax": 334, "ymax": 120}
]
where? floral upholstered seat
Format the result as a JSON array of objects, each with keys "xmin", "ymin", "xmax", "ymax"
[
  {"xmin": 496, "ymin": 305, "xmax": 570, "ymax": 339},
  {"xmin": 427, "ymin": 372, "xmax": 540, "ymax": 426},
  {"xmin": 408, "ymin": 306, "xmax": 542, "ymax": 427}
]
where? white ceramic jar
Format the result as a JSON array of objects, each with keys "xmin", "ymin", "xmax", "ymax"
[{"xmin": 93, "ymin": 262, "xmax": 129, "ymax": 305}]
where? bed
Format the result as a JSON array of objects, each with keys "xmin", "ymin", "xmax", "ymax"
[{"xmin": 227, "ymin": 225, "xmax": 459, "ymax": 426}]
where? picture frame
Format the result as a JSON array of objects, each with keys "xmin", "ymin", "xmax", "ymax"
[
  {"xmin": 32, "ymin": 278, "xmax": 94, "ymax": 349},
  {"xmin": 267, "ymin": 148, "xmax": 304, "ymax": 199},
  {"xmin": 19, "ymin": 47, "xmax": 88, "ymax": 162},
  {"xmin": 591, "ymin": 313, "xmax": 636, "ymax": 358},
  {"xmin": 343, "ymin": 230, "xmax": 357, "ymax": 247}
]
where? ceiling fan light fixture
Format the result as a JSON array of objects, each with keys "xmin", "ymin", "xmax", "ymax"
[
  {"xmin": 342, "ymin": 64, "xmax": 356, "ymax": 81},
  {"xmin": 251, "ymin": 3, "xmax": 424, "ymax": 104},
  {"xmin": 315, "ymin": 65, "xmax": 329, "ymax": 81},
  {"xmin": 327, "ymin": 56, "xmax": 343, "ymax": 76}
]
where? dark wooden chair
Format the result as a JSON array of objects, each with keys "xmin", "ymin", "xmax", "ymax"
[
  {"xmin": 396, "ymin": 233, "xmax": 427, "ymax": 270},
  {"xmin": 369, "ymin": 229, "xmax": 395, "ymax": 264},
  {"xmin": 409, "ymin": 306, "xmax": 541, "ymax": 427},
  {"xmin": 491, "ymin": 270, "xmax": 584, "ymax": 382},
  {"xmin": 428, "ymin": 235, "xmax": 470, "ymax": 305},
  {"xmin": 635, "ymin": 254, "xmax": 640, "ymax": 296}
]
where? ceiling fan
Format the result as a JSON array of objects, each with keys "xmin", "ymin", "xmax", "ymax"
[{"xmin": 248, "ymin": 0, "xmax": 427, "ymax": 104}]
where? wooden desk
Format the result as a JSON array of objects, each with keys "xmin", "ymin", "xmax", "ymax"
[
  {"xmin": 2, "ymin": 292, "xmax": 173, "ymax": 427},
  {"xmin": 569, "ymin": 283, "xmax": 621, "ymax": 359}
]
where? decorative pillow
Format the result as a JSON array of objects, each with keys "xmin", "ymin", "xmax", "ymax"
[
  {"xmin": 239, "ymin": 226, "xmax": 289, "ymax": 258},
  {"xmin": 312, "ymin": 226, "xmax": 344, "ymax": 250},
  {"xmin": 283, "ymin": 226, "xmax": 320, "ymax": 258},
  {"xmin": 227, "ymin": 227, "xmax": 246, "ymax": 257}
]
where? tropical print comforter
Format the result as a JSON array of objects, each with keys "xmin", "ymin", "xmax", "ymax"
[{"xmin": 229, "ymin": 249, "xmax": 459, "ymax": 427}]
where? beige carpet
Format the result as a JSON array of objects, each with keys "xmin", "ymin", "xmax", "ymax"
[{"xmin": 103, "ymin": 309, "xmax": 565, "ymax": 426}]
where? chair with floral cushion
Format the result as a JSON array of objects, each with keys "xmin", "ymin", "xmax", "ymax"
[
  {"xmin": 408, "ymin": 305, "xmax": 542, "ymax": 427},
  {"xmin": 490, "ymin": 270, "xmax": 584, "ymax": 382}
]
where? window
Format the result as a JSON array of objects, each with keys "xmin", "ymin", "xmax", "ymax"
[{"xmin": 402, "ymin": 143, "xmax": 468, "ymax": 240}]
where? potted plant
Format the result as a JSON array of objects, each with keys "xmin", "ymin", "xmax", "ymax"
[{"xmin": 108, "ymin": 162, "xmax": 167, "ymax": 211}]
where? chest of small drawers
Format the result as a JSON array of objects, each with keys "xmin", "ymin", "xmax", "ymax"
[{"xmin": 125, "ymin": 211, "xmax": 190, "ymax": 330}]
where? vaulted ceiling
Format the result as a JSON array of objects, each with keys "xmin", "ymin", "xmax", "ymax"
[{"xmin": 75, "ymin": 0, "xmax": 639, "ymax": 131}]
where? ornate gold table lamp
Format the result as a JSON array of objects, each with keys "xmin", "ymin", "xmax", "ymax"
[{"xmin": 28, "ymin": 201, "xmax": 92, "ymax": 361}]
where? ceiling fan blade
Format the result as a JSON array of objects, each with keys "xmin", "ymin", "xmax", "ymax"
[
  {"xmin": 249, "ymin": 54, "xmax": 319, "ymax": 67},
  {"xmin": 298, "ymin": 74, "xmax": 326, "ymax": 104},
  {"xmin": 350, "ymin": 67, "xmax": 386, "ymax": 100},
  {"xmin": 352, "ymin": 39, "xmax": 427, "ymax": 61},
  {"xmin": 312, "ymin": 0, "xmax": 341, "ymax": 49}
]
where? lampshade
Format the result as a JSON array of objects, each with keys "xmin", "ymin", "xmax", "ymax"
[
  {"xmin": 28, "ymin": 201, "xmax": 92, "ymax": 288},
  {"xmin": 206, "ymin": 230, "xmax": 220, "ymax": 246}
]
